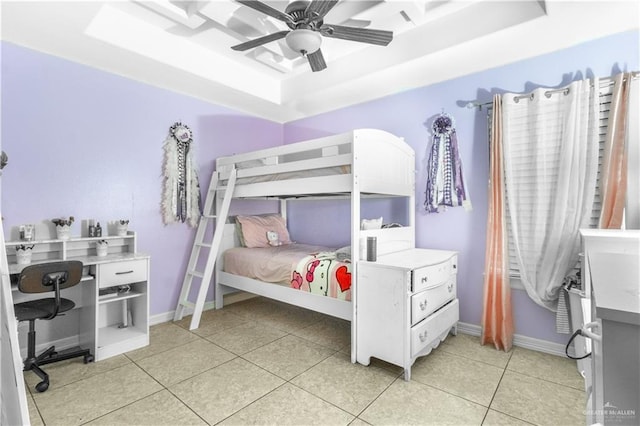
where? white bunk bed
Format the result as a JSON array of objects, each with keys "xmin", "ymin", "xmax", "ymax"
[{"xmin": 213, "ymin": 129, "xmax": 415, "ymax": 361}]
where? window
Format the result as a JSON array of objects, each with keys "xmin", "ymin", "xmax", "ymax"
[{"xmin": 488, "ymin": 82, "xmax": 615, "ymax": 282}]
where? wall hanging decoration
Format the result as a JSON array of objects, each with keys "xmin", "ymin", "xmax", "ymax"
[
  {"xmin": 424, "ymin": 112, "xmax": 472, "ymax": 213},
  {"xmin": 161, "ymin": 122, "xmax": 201, "ymax": 227}
]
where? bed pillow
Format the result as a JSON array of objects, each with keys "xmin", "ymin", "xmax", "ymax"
[
  {"xmin": 236, "ymin": 215, "xmax": 291, "ymax": 248},
  {"xmin": 361, "ymin": 217, "xmax": 383, "ymax": 230}
]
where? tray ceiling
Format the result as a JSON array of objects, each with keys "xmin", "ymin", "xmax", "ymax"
[{"xmin": 1, "ymin": 1, "xmax": 639, "ymax": 122}]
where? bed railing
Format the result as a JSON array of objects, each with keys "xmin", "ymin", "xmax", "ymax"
[{"xmin": 215, "ymin": 129, "xmax": 414, "ymax": 198}]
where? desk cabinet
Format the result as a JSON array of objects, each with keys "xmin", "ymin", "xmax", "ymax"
[
  {"xmin": 357, "ymin": 248, "xmax": 459, "ymax": 380},
  {"xmin": 91, "ymin": 258, "xmax": 149, "ymax": 361}
]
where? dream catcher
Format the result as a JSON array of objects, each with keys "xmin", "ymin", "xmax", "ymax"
[
  {"xmin": 424, "ymin": 112, "xmax": 472, "ymax": 213},
  {"xmin": 161, "ymin": 122, "xmax": 201, "ymax": 227}
]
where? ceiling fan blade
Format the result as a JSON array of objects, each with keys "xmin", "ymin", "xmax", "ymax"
[
  {"xmin": 231, "ymin": 30, "xmax": 289, "ymax": 51},
  {"xmin": 236, "ymin": 0, "xmax": 294, "ymax": 24},
  {"xmin": 320, "ymin": 24, "xmax": 393, "ymax": 46},
  {"xmin": 305, "ymin": 0, "xmax": 339, "ymax": 20},
  {"xmin": 307, "ymin": 49, "xmax": 327, "ymax": 72}
]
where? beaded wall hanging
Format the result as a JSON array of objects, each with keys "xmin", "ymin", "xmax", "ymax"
[
  {"xmin": 424, "ymin": 112, "xmax": 472, "ymax": 213},
  {"xmin": 161, "ymin": 122, "xmax": 201, "ymax": 227}
]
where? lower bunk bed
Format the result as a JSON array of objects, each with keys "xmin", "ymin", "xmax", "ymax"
[{"xmin": 214, "ymin": 220, "xmax": 416, "ymax": 362}]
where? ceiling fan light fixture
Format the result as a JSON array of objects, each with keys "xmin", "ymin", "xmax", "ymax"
[{"xmin": 285, "ymin": 29, "xmax": 321, "ymax": 55}]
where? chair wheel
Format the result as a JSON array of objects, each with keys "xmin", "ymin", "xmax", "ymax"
[
  {"xmin": 84, "ymin": 354, "xmax": 94, "ymax": 364},
  {"xmin": 35, "ymin": 381, "xmax": 49, "ymax": 393}
]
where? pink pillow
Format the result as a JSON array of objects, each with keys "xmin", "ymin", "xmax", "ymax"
[{"xmin": 236, "ymin": 215, "xmax": 291, "ymax": 248}]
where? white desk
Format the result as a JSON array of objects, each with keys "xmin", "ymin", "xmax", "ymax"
[{"xmin": 6, "ymin": 232, "xmax": 149, "ymax": 362}]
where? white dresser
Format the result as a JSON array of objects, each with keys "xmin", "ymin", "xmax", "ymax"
[{"xmin": 356, "ymin": 248, "xmax": 459, "ymax": 380}]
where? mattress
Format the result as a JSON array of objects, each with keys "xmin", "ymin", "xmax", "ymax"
[{"xmin": 223, "ymin": 243, "xmax": 352, "ymax": 301}]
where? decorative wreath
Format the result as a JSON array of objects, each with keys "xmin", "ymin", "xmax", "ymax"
[
  {"xmin": 170, "ymin": 122, "xmax": 193, "ymax": 144},
  {"xmin": 432, "ymin": 113, "xmax": 455, "ymax": 135}
]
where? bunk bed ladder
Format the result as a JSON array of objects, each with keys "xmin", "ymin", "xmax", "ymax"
[{"xmin": 173, "ymin": 168, "xmax": 237, "ymax": 330}]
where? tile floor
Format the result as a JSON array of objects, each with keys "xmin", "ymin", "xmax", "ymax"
[{"xmin": 25, "ymin": 297, "xmax": 586, "ymax": 425}]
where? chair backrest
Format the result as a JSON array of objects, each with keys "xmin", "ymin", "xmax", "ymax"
[{"xmin": 18, "ymin": 261, "xmax": 84, "ymax": 294}]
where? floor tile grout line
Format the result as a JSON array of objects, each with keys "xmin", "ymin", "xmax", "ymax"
[
  {"xmin": 482, "ymin": 363, "xmax": 509, "ymax": 425},
  {"xmin": 484, "ymin": 407, "xmax": 539, "ymax": 426},
  {"xmin": 164, "ymin": 386, "xmax": 215, "ymax": 426},
  {"xmin": 353, "ymin": 373, "xmax": 404, "ymax": 420},
  {"xmin": 437, "ymin": 346, "xmax": 513, "ymax": 370},
  {"xmin": 76, "ymin": 388, "xmax": 170, "ymax": 426},
  {"xmin": 503, "ymin": 367, "xmax": 585, "ymax": 392}
]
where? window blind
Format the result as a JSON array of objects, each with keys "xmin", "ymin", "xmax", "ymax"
[{"xmin": 488, "ymin": 82, "xmax": 613, "ymax": 279}]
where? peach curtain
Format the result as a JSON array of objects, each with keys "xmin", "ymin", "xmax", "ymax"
[
  {"xmin": 599, "ymin": 72, "xmax": 630, "ymax": 229},
  {"xmin": 481, "ymin": 94, "xmax": 513, "ymax": 352}
]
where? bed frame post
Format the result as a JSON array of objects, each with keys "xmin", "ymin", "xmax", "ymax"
[{"xmin": 351, "ymin": 134, "xmax": 361, "ymax": 364}]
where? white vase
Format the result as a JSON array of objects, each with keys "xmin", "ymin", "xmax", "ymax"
[
  {"xmin": 96, "ymin": 244, "xmax": 108, "ymax": 257},
  {"xmin": 116, "ymin": 224, "xmax": 128, "ymax": 237},
  {"xmin": 56, "ymin": 225, "xmax": 71, "ymax": 240}
]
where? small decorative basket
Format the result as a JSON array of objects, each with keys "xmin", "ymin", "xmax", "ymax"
[
  {"xmin": 116, "ymin": 220, "xmax": 129, "ymax": 237},
  {"xmin": 56, "ymin": 225, "xmax": 71, "ymax": 240},
  {"xmin": 16, "ymin": 246, "xmax": 34, "ymax": 265},
  {"xmin": 52, "ymin": 217, "xmax": 74, "ymax": 240},
  {"xmin": 96, "ymin": 240, "xmax": 108, "ymax": 257}
]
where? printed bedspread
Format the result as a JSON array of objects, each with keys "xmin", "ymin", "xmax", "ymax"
[{"xmin": 291, "ymin": 252, "xmax": 352, "ymax": 301}]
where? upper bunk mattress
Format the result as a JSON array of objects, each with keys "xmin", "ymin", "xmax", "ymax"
[{"xmin": 223, "ymin": 244, "xmax": 352, "ymax": 301}]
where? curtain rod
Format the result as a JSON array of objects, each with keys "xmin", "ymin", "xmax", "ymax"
[{"xmin": 464, "ymin": 71, "xmax": 639, "ymax": 111}]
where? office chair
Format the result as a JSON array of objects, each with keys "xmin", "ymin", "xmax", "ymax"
[{"xmin": 14, "ymin": 260, "xmax": 94, "ymax": 392}]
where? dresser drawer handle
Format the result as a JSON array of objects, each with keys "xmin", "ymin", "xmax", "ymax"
[
  {"xmin": 447, "ymin": 283, "xmax": 454, "ymax": 293},
  {"xmin": 419, "ymin": 300, "xmax": 428, "ymax": 310},
  {"xmin": 419, "ymin": 331, "xmax": 428, "ymax": 342},
  {"xmin": 421, "ymin": 276, "xmax": 428, "ymax": 284},
  {"xmin": 115, "ymin": 270, "xmax": 134, "ymax": 275}
]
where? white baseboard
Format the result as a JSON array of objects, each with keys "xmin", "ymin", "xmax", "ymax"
[
  {"xmin": 152, "ymin": 292, "xmax": 257, "ymax": 326},
  {"xmin": 457, "ymin": 322, "xmax": 566, "ymax": 357}
]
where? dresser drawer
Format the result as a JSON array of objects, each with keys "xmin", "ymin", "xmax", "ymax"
[
  {"xmin": 411, "ymin": 299, "xmax": 459, "ymax": 357},
  {"xmin": 412, "ymin": 255, "xmax": 457, "ymax": 293},
  {"xmin": 410, "ymin": 277, "xmax": 456, "ymax": 325},
  {"xmin": 96, "ymin": 259, "xmax": 147, "ymax": 289}
]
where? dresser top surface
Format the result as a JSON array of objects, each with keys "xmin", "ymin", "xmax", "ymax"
[{"xmin": 371, "ymin": 248, "xmax": 457, "ymax": 269}]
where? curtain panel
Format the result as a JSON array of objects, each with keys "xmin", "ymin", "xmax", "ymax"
[
  {"xmin": 481, "ymin": 94, "xmax": 513, "ymax": 351},
  {"xmin": 501, "ymin": 79, "xmax": 599, "ymax": 311},
  {"xmin": 599, "ymin": 72, "xmax": 631, "ymax": 229}
]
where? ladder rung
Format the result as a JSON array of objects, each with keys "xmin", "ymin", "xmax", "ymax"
[
  {"xmin": 189, "ymin": 270, "xmax": 204, "ymax": 278},
  {"xmin": 196, "ymin": 243, "xmax": 212, "ymax": 248},
  {"xmin": 180, "ymin": 301, "xmax": 195, "ymax": 308},
  {"xmin": 201, "ymin": 214, "xmax": 216, "ymax": 219}
]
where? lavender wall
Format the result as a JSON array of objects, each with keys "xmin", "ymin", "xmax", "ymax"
[
  {"xmin": 284, "ymin": 30, "xmax": 640, "ymax": 344},
  {"xmin": 2, "ymin": 29, "xmax": 638, "ymax": 344},
  {"xmin": 0, "ymin": 42, "xmax": 283, "ymax": 316}
]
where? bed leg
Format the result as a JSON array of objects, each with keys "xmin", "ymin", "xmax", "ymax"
[{"xmin": 215, "ymin": 286, "xmax": 224, "ymax": 309}]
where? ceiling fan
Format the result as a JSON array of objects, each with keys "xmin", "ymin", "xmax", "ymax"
[{"xmin": 231, "ymin": 0, "xmax": 393, "ymax": 72}]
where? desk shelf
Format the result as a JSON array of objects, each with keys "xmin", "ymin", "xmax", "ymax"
[
  {"xmin": 6, "ymin": 232, "xmax": 137, "ymax": 275},
  {"xmin": 97, "ymin": 325, "xmax": 148, "ymax": 360},
  {"xmin": 98, "ymin": 289, "xmax": 144, "ymax": 305}
]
